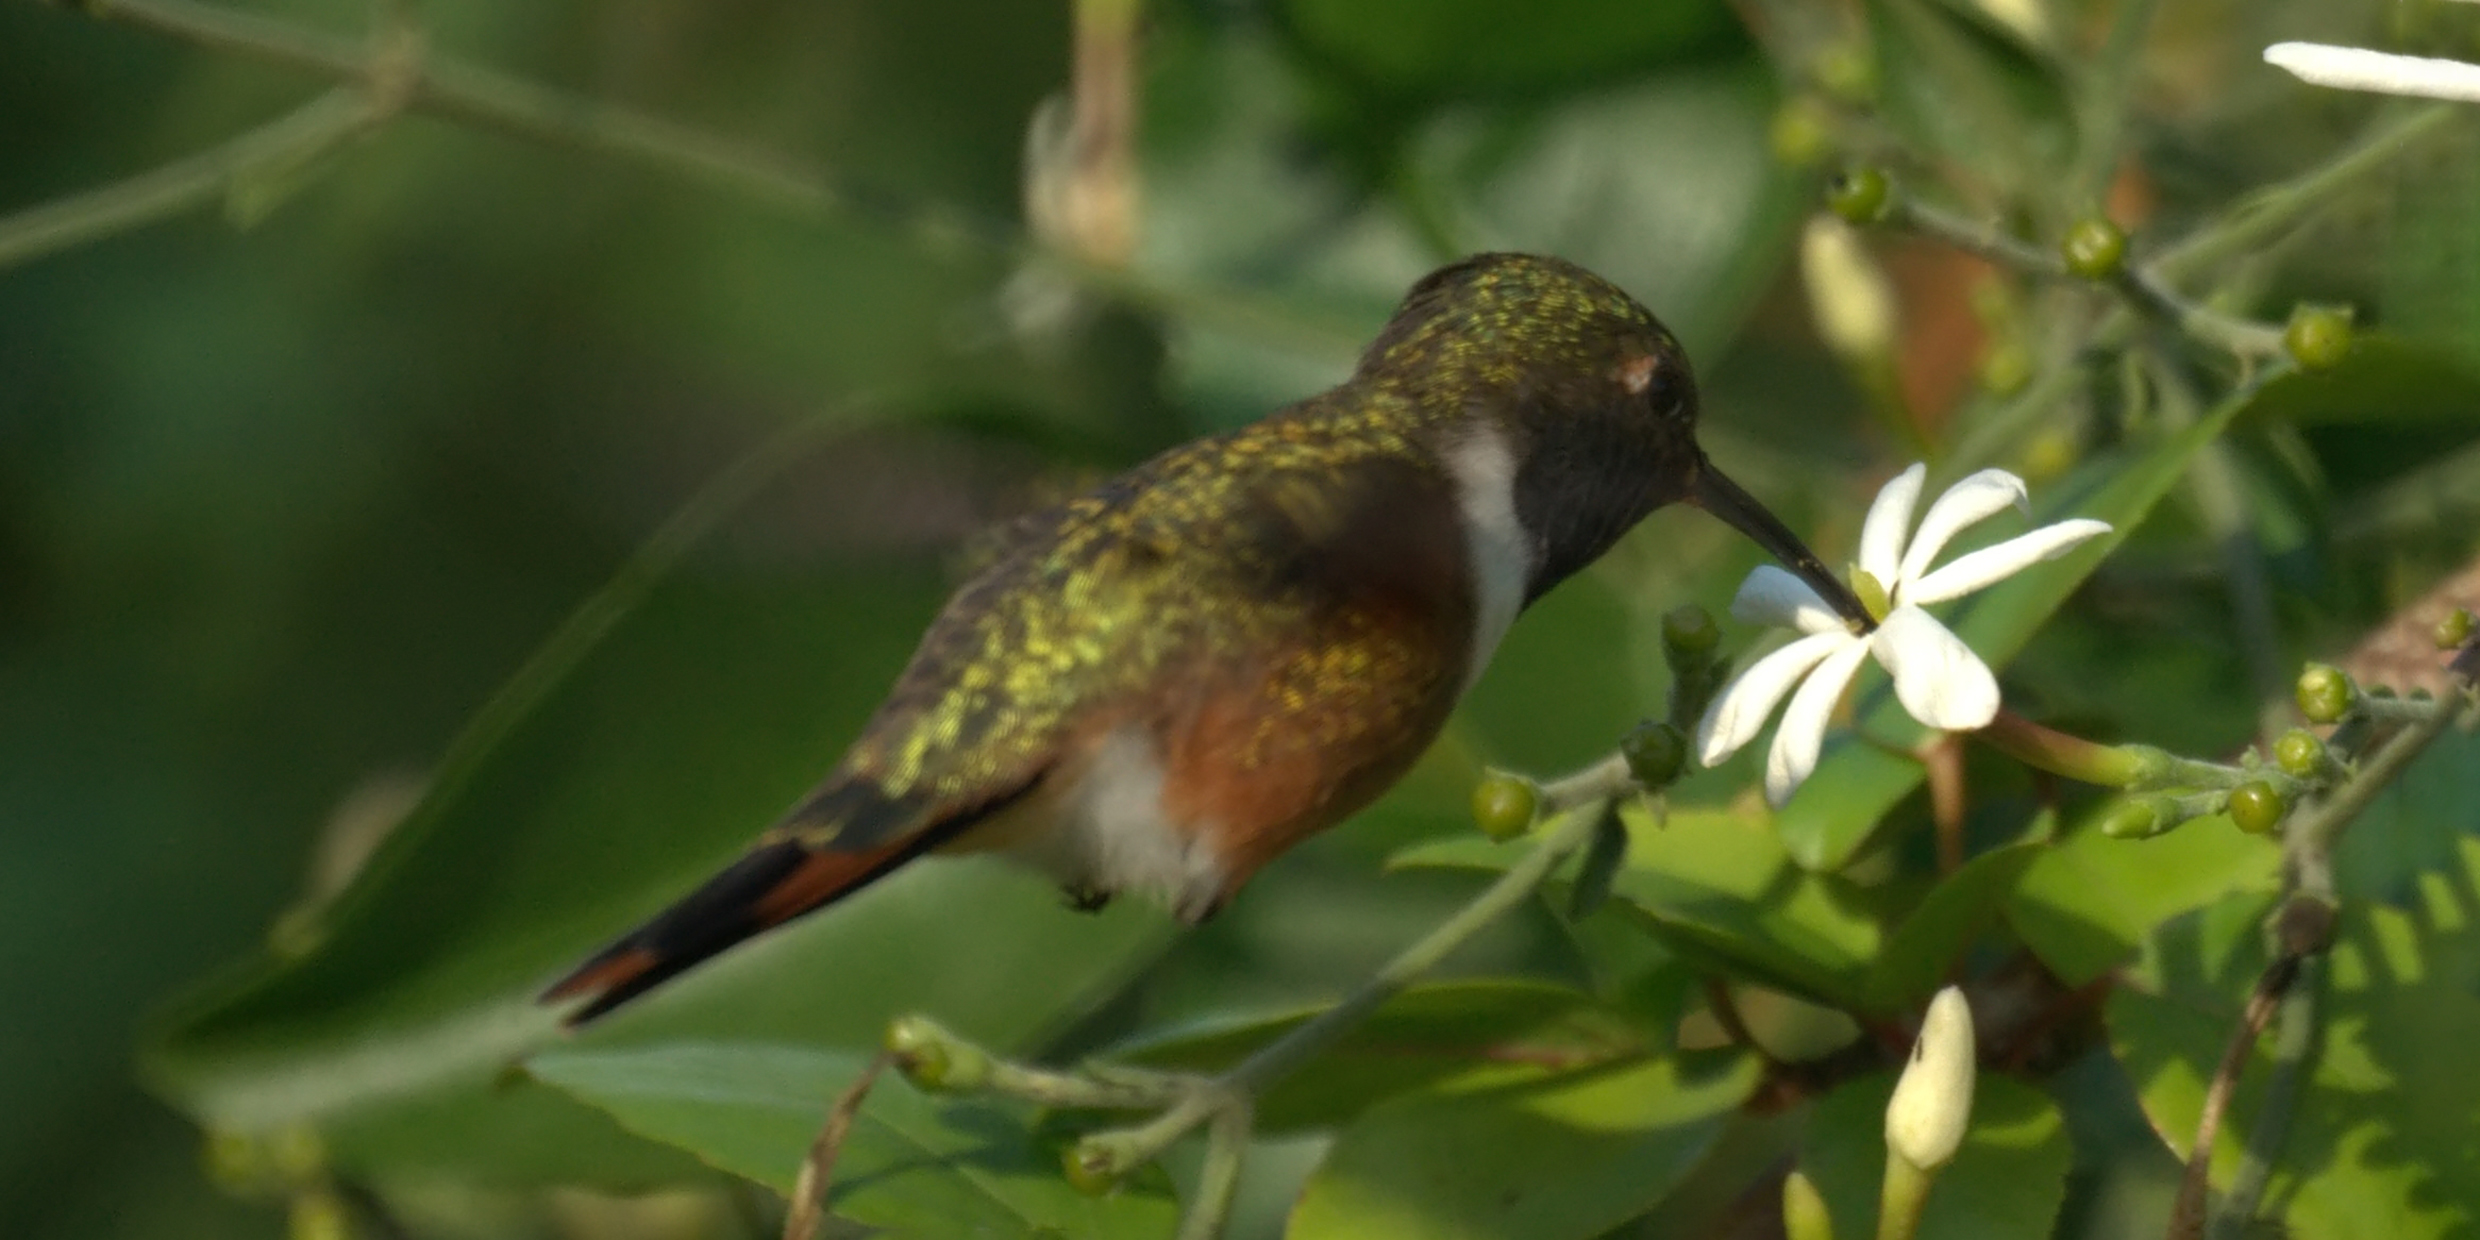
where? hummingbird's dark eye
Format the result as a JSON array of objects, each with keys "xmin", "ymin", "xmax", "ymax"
[{"xmin": 1641, "ymin": 363, "xmax": 1684, "ymax": 418}]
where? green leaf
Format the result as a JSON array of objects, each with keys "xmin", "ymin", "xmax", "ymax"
[
  {"xmin": 1865, "ymin": 0, "xmax": 2074, "ymax": 197},
  {"xmin": 1798, "ymin": 1071, "xmax": 2071, "ymax": 1240},
  {"xmin": 2109, "ymin": 843, "xmax": 2480, "ymax": 1239},
  {"xmin": 1282, "ymin": 0, "xmax": 1737, "ymax": 99},
  {"xmin": 1567, "ymin": 802, "xmax": 1630, "ymax": 919},
  {"xmin": 1286, "ymin": 1050, "xmax": 1762, "ymax": 1240},
  {"xmin": 2331, "ymin": 728, "xmax": 2480, "ymax": 906},
  {"xmin": 1111, "ymin": 979, "xmax": 1651, "ymax": 1133},
  {"xmin": 531, "ymin": 1042, "xmax": 1178, "ymax": 1239},
  {"xmin": 2005, "ymin": 810, "xmax": 2280, "ymax": 988},
  {"xmin": 2382, "ymin": 123, "xmax": 2480, "ymax": 367},
  {"xmin": 2244, "ymin": 334, "xmax": 2480, "ymax": 427},
  {"xmin": 142, "ymin": 436, "xmax": 1177, "ymax": 1183},
  {"xmin": 1138, "ymin": 33, "xmax": 1804, "ymax": 427},
  {"xmin": 1772, "ymin": 385, "xmax": 2259, "ymax": 872},
  {"xmin": 1395, "ymin": 805, "xmax": 1884, "ymax": 1010},
  {"xmin": 1409, "ymin": 61, "xmax": 1805, "ymax": 360},
  {"xmin": 1865, "ymin": 843, "xmax": 2040, "ymax": 1010}
]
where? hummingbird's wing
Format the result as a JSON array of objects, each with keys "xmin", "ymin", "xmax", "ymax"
[{"xmin": 545, "ymin": 415, "xmax": 1472, "ymax": 1023}]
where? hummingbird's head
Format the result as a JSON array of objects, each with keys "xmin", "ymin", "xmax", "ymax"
[{"xmin": 1366, "ymin": 253, "xmax": 1873, "ymax": 627}]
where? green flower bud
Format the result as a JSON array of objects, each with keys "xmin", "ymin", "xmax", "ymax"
[
  {"xmin": 2283, "ymin": 304, "xmax": 2354, "ymax": 371},
  {"xmin": 2436, "ymin": 607, "xmax": 2474, "ymax": 650},
  {"xmin": 1621, "ymin": 721, "xmax": 1687, "ymax": 787},
  {"xmin": 2059, "ymin": 217, "xmax": 2128, "ymax": 279},
  {"xmin": 2295, "ymin": 663, "xmax": 2354, "ymax": 724},
  {"xmin": 2228, "ymin": 782, "xmax": 2285, "ymax": 834},
  {"xmin": 1471, "ymin": 773, "xmax": 1539, "ymax": 841},
  {"xmin": 2273, "ymin": 728, "xmax": 2326, "ymax": 779},
  {"xmin": 1063, "ymin": 1140, "xmax": 1122, "ymax": 1196},
  {"xmin": 1783, "ymin": 1168, "xmax": 1836, "ymax": 1240},
  {"xmin": 2098, "ymin": 794, "xmax": 2177, "ymax": 839},
  {"xmin": 1825, "ymin": 166, "xmax": 1891, "ymax": 225},
  {"xmin": 885, "ymin": 1014, "xmax": 989, "ymax": 1092},
  {"xmin": 1662, "ymin": 604, "xmax": 1721, "ymax": 664}
]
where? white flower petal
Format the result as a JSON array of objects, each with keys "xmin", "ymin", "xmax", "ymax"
[
  {"xmin": 1697, "ymin": 631, "xmax": 1854, "ymax": 766},
  {"xmin": 1896, "ymin": 469, "xmax": 2030, "ymax": 592},
  {"xmin": 1856, "ymin": 463, "xmax": 1926, "ymax": 586},
  {"xmin": 2266, "ymin": 42, "xmax": 2480, "ymax": 103},
  {"xmin": 1904, "ymin": 518, "xmax": 2114, "ymax": 604},
  {"xmin": 1870, "ymin": 605, "xmax": 2001, "ymax": 730},
  {"xmin": 1763, "ymin": 639, "xmax": 1872, "ymax": 806},
  {"xmin": 1730, "ymin": 565, "xmax": 1849, "ymax": 636}
]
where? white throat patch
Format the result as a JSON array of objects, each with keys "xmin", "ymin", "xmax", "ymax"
[{"xmin": 1442, "ymin": 427, "xmax": 1535, "ymax": 694}]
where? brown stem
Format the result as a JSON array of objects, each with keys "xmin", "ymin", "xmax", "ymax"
[
  {"xmin": 2165, "ymin": 956, "xmax": 2296, "ymax": 1240},
  {"xmin": 784, "ymin": 1053, "xmax": 889, "ymax": 1240},
  {"xmin": 1919, "ymin": 733, "xmax": 1966, "ymax": 874}
]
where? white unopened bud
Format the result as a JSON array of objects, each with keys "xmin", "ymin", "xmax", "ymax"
[
  {"xmin": 2264, "ymin": 42, "xmax": 2480, "ymax": 103},
  {"xmin": 1801, "ymin": 216, "xmax": 1899, "ymax": 363},
  {"xmin": 1884, "ymin": 986, "xmax": 1976, "ymax": 1171}
]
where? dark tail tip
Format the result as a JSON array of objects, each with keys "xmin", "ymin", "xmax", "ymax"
[{"xmin": 540, "ymin": 839, "xmax": 815, "ymax": 1027}]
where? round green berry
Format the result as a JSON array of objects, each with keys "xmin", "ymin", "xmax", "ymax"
[
  {"xmin": 289, "ymin": 1191, "xmax": 351, "ymax": 1240},
  {"xmin": 1979, "ymin": 340, "xmax": 2032, "ymax": 396},
  {"xmin": 2283, "ymin": 304, "xmax": 2354, "ymax": 371},
  {"xmin": 2295, "ymin": 663, "xmax": 2354, "ymax": 725},
  {"xmin": 2060, "ymin": 217, "xmax": 2128, "ymax": 279},
  {"xmin": 1825, "ymin": 166, "xmax": 1891, "ymax": 224},
  {"xmin": 1622, "ymin": 721, "xmax": 1687, "ymax": 787},
  {"xmin": 1471, "ymin": 773, "xmax": 1539, "ymax": 841},
  {"xmin": 1813, "ymin": 43, "xmax": 1876, "ymax": 104},
  {"xmin": 2228, "ymin": 782, "xmax": 2285, "ymax": 835},
  {"xmin": 2436, "ymin": 607, "xmax": 2474, "ymax": 650},
  {"xmin": 2273, "ymin": 728, "xmax": 2325, "ymax": 779},
  {"xmin": 1770, "ymin": 98, "xmax": 1833, "ymax": 168}
]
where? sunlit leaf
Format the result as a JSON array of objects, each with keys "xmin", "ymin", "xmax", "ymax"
[
  {"xmin": 2109, "ymin": 839, "xmax": 2480, "ymax": 1239},
  {"xmin": 1286, "ymin": 1050, "xmax": 1761, "ymax": 1239},
  {"xmin": 1111, "ymin": 979, "xmax": 1650, "ymax": 1133},
  {"xmin": 532, "ymin": 1042, "xmax": 1179, "ymax": 1239},
  {"xmin": 1866, "ymin": 842, "xmax": 2040, "ymax": 1010},
  {"xmin": 1394, "ymin": 805, "xmax": 1883, "ymax": 1010}
]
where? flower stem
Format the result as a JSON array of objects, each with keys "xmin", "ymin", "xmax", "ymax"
[
  {"xmin": 1973, "ymin": 709, "xmax": 2156, "ymax": 786},
  {"xmin": 1875, "ymin": 1155, "xmax": 1937, "ymax": 1240}
]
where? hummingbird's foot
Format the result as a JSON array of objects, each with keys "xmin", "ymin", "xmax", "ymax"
[{"xmin": 1063, "ymin": 884, "xmax": 1113, "ymax": 913}]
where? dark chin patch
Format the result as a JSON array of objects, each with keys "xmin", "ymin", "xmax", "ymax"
[{"xmin": 1512, "ymin": 407, "xmax": 1667, "ymax": 603}]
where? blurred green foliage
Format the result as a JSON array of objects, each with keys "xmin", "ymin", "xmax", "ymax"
[{"xmin": 5, "ymin": 0, "xmax": 2480, "ymax": 1237}]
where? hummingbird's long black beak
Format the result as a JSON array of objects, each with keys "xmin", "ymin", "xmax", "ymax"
[{"xmin": 1688, "ymin": 460, "xmax": 1877, "ymax": 631}]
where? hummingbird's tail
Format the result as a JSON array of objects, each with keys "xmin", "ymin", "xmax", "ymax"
[{"xmin": 540, "ymin": 783, "xmax": 955, "ymax": 1026}]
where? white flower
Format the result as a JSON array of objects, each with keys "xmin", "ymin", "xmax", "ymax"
[
  {"xmin": 1695, "ymin": 463, "xmax": 2111, "ymax": 805},
  {"xmin": 1885, "ymin": 986, "xmax": 1977, "ymax": 1171},
  {"xmin": 2265, "ymin": 41, "xmax": 2480, "ymax": 103}
]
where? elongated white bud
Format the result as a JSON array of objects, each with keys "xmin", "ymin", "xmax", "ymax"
[
  {"xmin": 1801, "ymin": 216, "xmax": 1899, "ymax": 364},
  {"xmin": 1884, "ymin": 986, "xmax": 1976, "ymax": 1170},
  {"xmin": 2265, "ymin": 42, "xmax": 2480, "ymax": 103}
]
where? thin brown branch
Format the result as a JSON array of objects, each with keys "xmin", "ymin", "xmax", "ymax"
[
  {"xmin": 784, "ymin": 1052, "xmax": 889, "ymax": 1240},
  {"xmin": 2166, "ymin": 954, "xmax": 2296, "ymax": 1240}
]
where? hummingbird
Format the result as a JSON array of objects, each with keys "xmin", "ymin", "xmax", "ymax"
[{"xmin": 544, "ymin": 252, "xmax": 1871, "ymax": 1024}]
